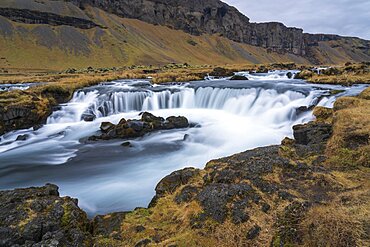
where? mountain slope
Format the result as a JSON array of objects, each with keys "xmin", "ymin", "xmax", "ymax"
[{"xmin": 0, "ymin": 0, "xmax": 369, "ymax": 70}]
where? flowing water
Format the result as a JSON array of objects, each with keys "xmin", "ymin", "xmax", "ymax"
[{"xmin": 0, "ymin": 71, "xmax": 367, "ymax": 215}]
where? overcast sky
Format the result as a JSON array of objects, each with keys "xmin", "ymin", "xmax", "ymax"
[{"xmin": 223, "ymin": 0, "xmax": 370, "ymax": 40}]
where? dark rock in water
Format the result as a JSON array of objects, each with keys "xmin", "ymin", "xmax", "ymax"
[
  {"xmin": 230, "ymin": 75, "xmax": 249, "ymax": 80},
  {"xmin": 16, "ymin": 134, "xmax": 29, "ymax": 141},
  {"xmin": 82, "ymin": 113, "xmax": 95, "ymax": 122},
  {"xmin": 33, "ymin": 124, "xmax": 43, "ymax": 131},
  {"xmin": 286, "ymin": 72, "xmax": 293, "ymax": 79},
  {"xmin": 246, "ymin": 225, "xmax": 261, "ymax": 239},
  {"xmin": 183, "ymin": 134, "xmax": 190, "ymax": 141},
  {"xmin": 0, "ymin": 184, "xmax": 91, "ymax": 247},
  {"xmin": 165, "ymin": 116, "xmax": 189, "ymax": 129},
  {"xmin": 92, "ymin": 112, "xmax": 191, "ymax": 141},
  {"xmin": 121, "ymin": 141, "xmax": 132, "ymax": 147},
  {"xmin": 100, "ymin": 122, "xmax": 115, "ymax": 132},
  {"xmin": 140, "ymin": 112, "xmax": 164, "ymax": 123}
]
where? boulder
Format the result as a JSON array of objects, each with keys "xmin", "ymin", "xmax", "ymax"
[
  {"xmin": 100, "ymin": 122, "xmax": 115, "ymax": 133},
  {"xmin": 92, "ymin": 113, "xmax": 190, "ymax": 141},
  {"xmin": 230, "ymin": 75, "xmax": 249, "ymax": 80},
  {"xmin": 0, "ymin": 184, "xmax": 91, "ymax": 247},
  {"xmin": 16, "ymin": 134, "xmax": 29, "ymax": 141}
]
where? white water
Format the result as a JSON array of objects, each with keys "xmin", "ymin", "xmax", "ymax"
[{"xmin": 0, "ymin": 73, "xmax": 367, "ymax": 215}]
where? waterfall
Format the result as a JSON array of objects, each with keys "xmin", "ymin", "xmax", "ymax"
[{"xmin": 79, "ymin": 87, "xmax": 315, "ymax": 123}]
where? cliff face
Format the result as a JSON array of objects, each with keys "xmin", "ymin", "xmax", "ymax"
[{"xmin": 64, "ymin": 0, "xmax": 307, "ymax": 55}]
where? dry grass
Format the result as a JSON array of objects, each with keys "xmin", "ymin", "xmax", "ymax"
[
  {"xmin": 326, "ymin": 87, "xmax": 370, "ymax": 168},
  {"xmin": 300, "ymin": 203, "xmax": 366, "ymax": 247}
]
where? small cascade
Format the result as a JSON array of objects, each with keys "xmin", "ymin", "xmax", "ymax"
[{"xmin": 84, "ymin": 87, "xmax": 314, "ymax": 123}]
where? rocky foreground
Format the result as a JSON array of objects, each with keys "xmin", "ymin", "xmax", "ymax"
[{"xmin": 1, "ymin": 88, "xmax": 369, "ymax": 247}]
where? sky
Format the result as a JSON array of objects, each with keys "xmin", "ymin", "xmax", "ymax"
[{"xmin": 223, "ymin": 0, "xmax": 370, "ymax": 40}]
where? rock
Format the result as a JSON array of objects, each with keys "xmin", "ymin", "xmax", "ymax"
[
  {"xmin": 246, "ymin": 225, "xmax": 261, "ymax": 240},
  {"xmin": 100, "ymin": 122, "xmax": 115, "ymax": 133},
  {"xmin": 82, "ymin": 113, "xmax": 95, "ymax": 122},
  {"xmin": 175, "ymin": 186, "xmax": 199, "ymax": 204},
  {"xmin": 155, "ymin": 168, "xmax": 200, "ymax": 197},
  {"xmin": 92, "ymin": 212, "xmax": 127, "ymax": 237},
  {"xmin": 197, "ymin": 183, "xmax": 255, "ymax": 223},
  {"xmin": 286, "ymin": 72, "xmax": 293, "ymax": 79},
  {"xmin": 135, "ymin": 225, "xmax": 146, "ymax": 233},
  {"xmin": 261, "ymin": 203, "xmax": 271, "ymax": 213},
  {"xmin": 92, "ymin": 113, "xmax": 190, "ymax": 141},
  {"xmin": 16, "ymin": 134, "xmax": 29, "ymax": 141},
  {"xmin": 231, "ymin": 200, "xmax": 249, "ymax": 224},
  {"xmin": 33, "ymin": 124, "xmax": 43, "ymax": 131},
  {"xmin": 183, "ymin": 134, "xmax": 190, "ymax": 141},
  {"xmin": 140, "ymin": 112, "xmax": 164, "ymax": 123},
  {"xmin": 135, "ymin": 238, "xmax": 151, "ymax": 247},
  {"xmin": 165, "ymin": 116, "xmax": 189, "ymax": 129},
  {"xmin": 293, "ymin": 122, "xmax": 332, "ymax": 146},
  {"xmin": 0, "ymin": 184, "xmax": 91, "ymax": 247},
  {"xmin": 121, "ymin": 141, "xmax": 133, "ymax": 147},
  {"xmin": 230, "ymin": 75, "xmax": 249, "ymax": 80}
]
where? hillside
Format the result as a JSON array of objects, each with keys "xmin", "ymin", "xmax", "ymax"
[{"xmin": 0, "ymin": 0, "xmax": 369, "ymax": 70}]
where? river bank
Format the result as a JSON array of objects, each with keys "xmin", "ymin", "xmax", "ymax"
[{"xmin": 1, "ymin": 87, "xmax": 369, "ymax": 246}]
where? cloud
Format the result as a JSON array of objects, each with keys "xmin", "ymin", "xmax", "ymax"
[{"xmin": 223, "ymin": 0, "xmax": 370, "ymax": 40}]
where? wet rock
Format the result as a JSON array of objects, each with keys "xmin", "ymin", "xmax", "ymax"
[
  {"xmin": 16, "ymin": 134, "xmax": 29, "ymax": 141},
  {"xmin": 121, "ymin": 141, "xmax": 133, "ymax": 147},
  {"xmin": 230, "ymin": 75, "xmax": 249, "ymax": 80},
  {"xmin": 100, "ymin": 122, "xmax": 115, "ymax": 133},
  {"xmin": 165, "ymin": 116, "xmax": 189, "ymax": 129},
  {"xmin": 33, "ymin": 124, "xmax": 43, "ymax": 131},
  {"xmin": 82, "ymin": 113, "xmax": 95, "ymax": 122},
  {"xmin": 246, "ymin": 225, "xmax": 261, "ymax": 239},
  {"xmin": 286, "ymin": 72, "xmax": 293, "ymax": 79},
  {"xmin": 92, "ymin": 113, "xmax": 191, "ymax": 141},
  {"xmin": 183, "ymin": 134, "xmax": 190, "ymax": 141}
]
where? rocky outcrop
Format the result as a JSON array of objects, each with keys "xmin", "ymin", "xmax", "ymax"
[
  {"xmin": 0, "ymin": 7, "xmax": 100, "ymax": 29},
  {"xmin": 0, "ymin": 184, "xmax": 92, "ymax": 247},
  {"xmin": 89, "ymin": 112, "xmax": 190, "ymax": 141},
  {"xmin": 63, "ymin": 0, "xmax": 308, "ymax": 55}
]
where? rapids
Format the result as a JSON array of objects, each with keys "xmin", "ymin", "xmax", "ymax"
[{"xmin": 0, "ymin": 71, "xmax": 367, "ymax": 215}]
